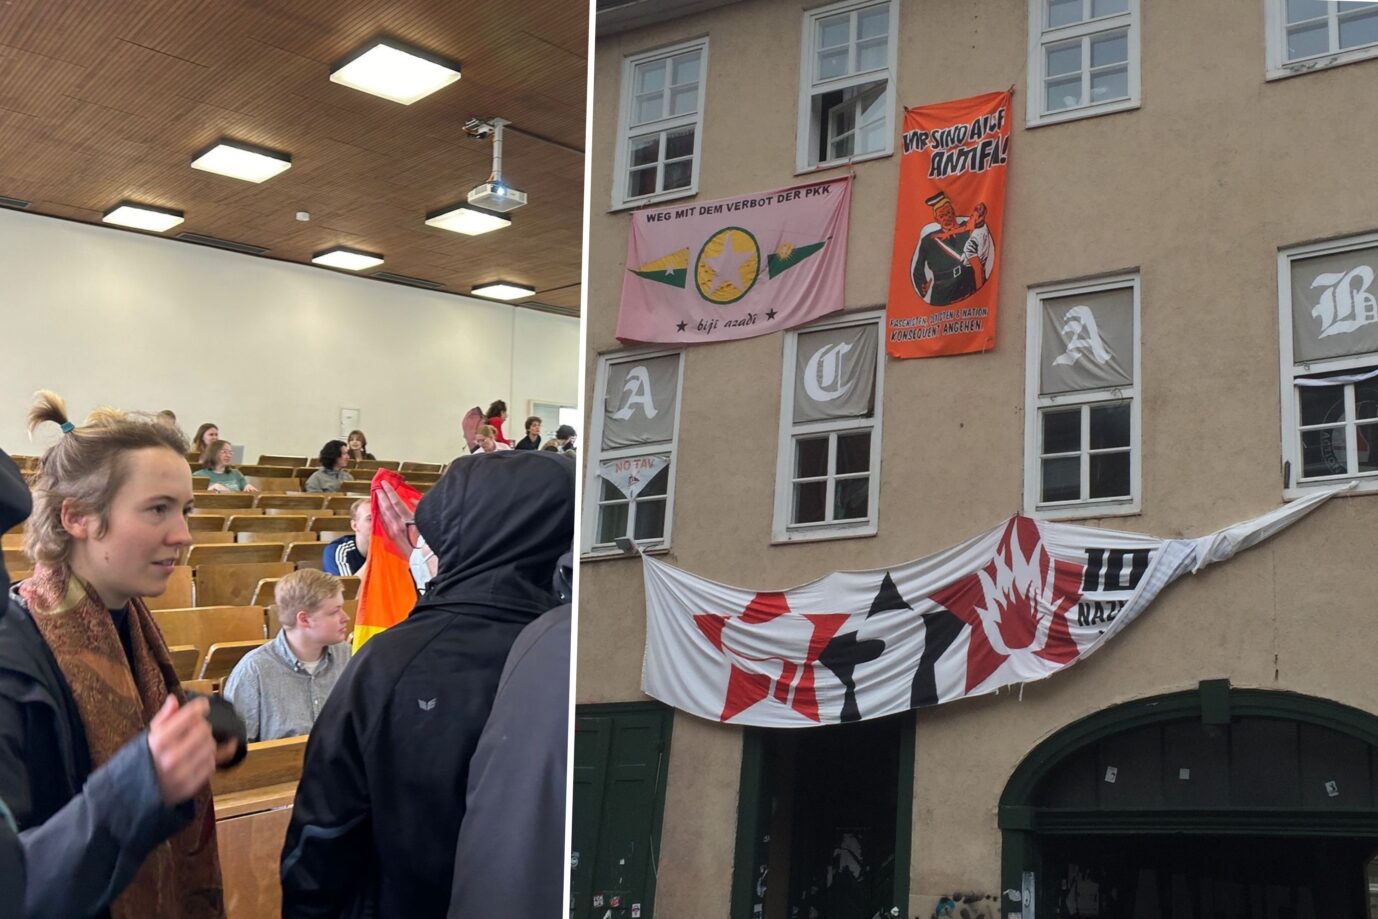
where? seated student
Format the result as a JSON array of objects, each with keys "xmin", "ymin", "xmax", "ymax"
[
  {"xmin": 346, "ymin": 430, "xmax": 375, "ymax": 462},
  {"xmin": 201, "ymin": 439, "xmax": 259, "ymax": 494},
  {"xmin": 323, "ymin": 499, "xmax": 370, "ymax": 576},
  {"xmin": 222, "ymin": 569, "xmax": 352, "ymax": 743},
  {"xmin": 473, "ymin": 424, "xmax": 512, "ymax": 454},
  {"xmin": 513, "ymin": 416, "xmax": 542, "ymax": 451},
  {"xmin": 483, "ymin": 400, "xmax": 510, "ymax": 445},
  {"xmin": 192, "ymin": 422, "xmax": 220, "ymax": 454},
  {"xmin": 305, "ymin": 440, "xmax": 353, "ymax": 492},
  {"xmin": 549, "ymin": 424, "xmax": 576, "ymax": 450}
]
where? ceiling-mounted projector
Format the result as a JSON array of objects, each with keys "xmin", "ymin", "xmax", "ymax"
[
  {"xmin": 467, "ymin": 181, "xmax": 526, "ymax": 213},
  {"xmin": 466, "ymin": 117, "xmax": 527, "ymax": 214}
]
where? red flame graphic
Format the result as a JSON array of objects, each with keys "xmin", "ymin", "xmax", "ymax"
[{"xmin": 929, "ymin": 516, "xmax": 1084, "ymax": 694}]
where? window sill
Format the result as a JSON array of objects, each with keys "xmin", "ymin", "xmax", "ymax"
[
  {"xmin": 770, "ymin": 524, "xmax": 878, "ymax": 545},
  {"xmin": 608, "ymin": 187, "xmax": 698, "ymax": 215},
  {"xmin": 1028, "ymin": 500, "xmax": 1140, "ymax": 522},
  {"xmin": 1266, "ymin": 44, "xmax": 1378, "ymax": 82},
  {"xmin": 1026, "ymin": 97, "xmax": 1140, "ymax": 130},
  {"xmin": 1284, "ymin": 477, "xmax": 1378, "ymax": 501},
  {"xmin": 580, "ymin": 544, "xmax": 672, "ymax": 563},
  {"xmin": 793, "ymin": 148, "xmax": 892, "ymax": 177}
]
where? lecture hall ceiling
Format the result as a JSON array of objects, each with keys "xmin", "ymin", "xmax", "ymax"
[{"xmin": 0, "ymin": 0, "xmax": 586, "ymax": 313}]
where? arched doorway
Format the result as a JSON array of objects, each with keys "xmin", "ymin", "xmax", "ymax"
[{"xmin": 999, "ymin": 682, "xmax": 1378, "ymax": 918}]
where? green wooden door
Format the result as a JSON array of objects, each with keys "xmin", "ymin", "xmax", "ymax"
[{"xmin": 572, "ymin": 704, "xmax": 672, "ymax": 919}]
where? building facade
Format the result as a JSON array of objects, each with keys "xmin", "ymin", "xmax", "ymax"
[{"xmin": 577, "ymin": 1, "xmax": 1378, "ymax": 917}]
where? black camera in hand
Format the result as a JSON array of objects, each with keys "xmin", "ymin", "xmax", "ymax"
[{"xmin": 186, "ymin": 692, "xmax": 249, "ymax": 769}]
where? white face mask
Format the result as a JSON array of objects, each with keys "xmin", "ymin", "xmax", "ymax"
[{"xmin": 409, "ymin": 537, "xmax": 435, "ymax": 593}]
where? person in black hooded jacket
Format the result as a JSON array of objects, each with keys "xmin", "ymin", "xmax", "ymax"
[{"xmin": 280, "ymin": 449, "xmax": 574, "ymax": 918}]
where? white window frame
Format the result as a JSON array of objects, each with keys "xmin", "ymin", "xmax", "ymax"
[
  {"xmin": 1278, "ymin": 230, "xmax": 1378, "ymax": 497},
  {"xmin": 773, "ymin": 311, "xmax": 885, "ymax": 542},
  {"xmin": 611, "ymin": 37, "xmax": 709, "ymax": 211},
  {"xmin": 1023, "ymin": 274, "xmax": 1142, "ymax": 518},
  {"xmin": 583, "ymin": 347, "xmax": 686, "ymax": 556},
  {"xmin": 1025, "ymin": 0, "xmax": 1141, "ymax": 128},
  {"xmin": 796, "ymin": 0, "xmax": 898, "ymax": 174},
  {"xmin": 1265, "ymin": 0, "xmax": 1378, "ymax": 80}
]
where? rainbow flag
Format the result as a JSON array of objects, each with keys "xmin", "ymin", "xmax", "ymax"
[{"xmin": 352, "ymin": 469, "xmax": 422, "ymax": 651}]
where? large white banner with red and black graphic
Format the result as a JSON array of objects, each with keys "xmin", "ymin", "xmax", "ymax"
[{"xmin": 641, "ymin": 488, "xmax": 1347, "ymax": 727}]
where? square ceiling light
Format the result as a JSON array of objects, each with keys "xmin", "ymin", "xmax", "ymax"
[
  {"xmin": 472, "ymin": 281, "xmax": 535, "ymax": 301},
  {"xmin": 312, "ymin": 247, "xmax": 384, "ymax": 271},
  {"xmin": 425, "ymin": 203, "xmax": 511, "ymax": 236},
  {"xmin": 102, "ymin": 202, "xmax": 184, "ymax": 233},
  {"xmin": 191, "ymin": 140, "xmax": 292, "ymax": 183},
  {"xmin": 330, "ymin": 39, "xmax": 461, "ymax": 104}
]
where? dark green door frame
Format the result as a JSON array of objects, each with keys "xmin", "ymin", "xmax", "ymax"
[
  {"xmin": 998, "ymin": 682, "xmax": 1378, "ymax": 915},
  {"xmin": 730, "ymin": 714, "xmax": 916, "ymax": 918}
]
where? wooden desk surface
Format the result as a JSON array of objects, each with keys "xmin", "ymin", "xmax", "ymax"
[
  {"xmin": 214, "ymin": 781, "xmax": 297, "ymax": 820},
  {"xmin": 211, "ymin": 735, "xmax": 307, "ymax": 796}
]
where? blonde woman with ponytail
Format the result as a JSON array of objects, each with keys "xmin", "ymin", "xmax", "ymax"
[{"xmin": 0, "ymin": 391, "xmax": 240, "ymax": 919}]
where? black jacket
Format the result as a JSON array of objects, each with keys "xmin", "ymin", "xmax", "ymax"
[
  {"xmin": 281, "ymin": 450, "xmax": 575, "ymax": 918},
  {"xmin": 447, "ymin": 602, "xmax": 570, "ymax": 918},
  {"xmin": 0, "ymin": 449, "xmax": 191, "ymax": 919}
]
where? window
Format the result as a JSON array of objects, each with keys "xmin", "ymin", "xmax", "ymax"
[
  {"xmin": 1024, "ymin": 275, "xmax": 1141, "ymax": 517},
  {"xmin": 1026, "ymin": 0, "xmax": 1140, "ymax": 127},
  {"xmin": 797, "ymin": 0, "xmax": 897, "ymax": 172},
  {"xmin": 586, "ymin": 350, "xmax": 684, "ymax": 553},
  {"xmin": 774, "ymin": 314, "xmax": 884, "ymax": 540},
  {"xmin": 613, "ymin": 39, "xmax": 708, "ymax": 210},
  {"xmin": 1278, "ymin": 232, "xmax": 1378, "ymax": 494},
  {"xmin": 1267, "ymin": 0, "xmax": 1378, "ymax": 78}
]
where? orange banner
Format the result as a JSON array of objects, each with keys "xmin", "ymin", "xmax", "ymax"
[{"xmin": 886, "ymin": 90, "xmax": 1012, "ymax": 359}]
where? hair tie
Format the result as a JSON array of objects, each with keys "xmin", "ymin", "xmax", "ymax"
[{"xmin": 59, "ymin": 421, "xmax": 75, "ymax": 434}]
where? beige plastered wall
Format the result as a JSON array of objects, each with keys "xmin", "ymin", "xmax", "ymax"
[{"xmin": 581, "ymin": 0, "xmax": 1378, "ymax": 916}]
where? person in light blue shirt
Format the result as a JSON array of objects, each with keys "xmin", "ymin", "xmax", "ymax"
[{"xmin": 223, "ymin": 570, "xmax": 352, "ymax": 742}]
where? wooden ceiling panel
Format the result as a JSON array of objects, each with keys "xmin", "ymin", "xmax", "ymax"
[
  {"xmin": 70, "ymin": 41, "xmax": 210, "ymax": 124},
  {"xmin": 0, "ymin": 0, "xmax": 586, "ymax": 313}
]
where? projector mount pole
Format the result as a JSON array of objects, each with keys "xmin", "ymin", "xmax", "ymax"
[
  {"xmin": 488, "ymin": 117, "xmax": 509, "ymax": 185},
  {"xmin": 465, "ymin": 116, "xmax": 584, "ymax": 157}
]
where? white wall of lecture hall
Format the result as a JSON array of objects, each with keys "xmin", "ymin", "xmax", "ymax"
[{"xmin": 0, "ymin": 209, "xmax": 579, "ymax": 464}]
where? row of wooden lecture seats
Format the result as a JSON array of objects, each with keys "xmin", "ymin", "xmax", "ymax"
[
  {"xmin": 1, "ymin": 475, "xmax": 367, "ymax": 597},
  {"xmin": 8, "ymin": 453, "xmax": 446, "ymax": 475},
  {"xmin": 5, "ymin": 540, "xmax": 361, "ymax": 607},
  {"xmin": 193, "ymin": 466, "xmax": 443, "ymax": 488},
  {"xmin": 232, "ymin": 454, "xmax": 444, "ymax": 473},
  {"xmin": 8, "ymin": 454, "xmax": 444, "ymax": 496},
  {"xmin": 194, "ymin": 475, "xmax": 436, "ymax": 495}
]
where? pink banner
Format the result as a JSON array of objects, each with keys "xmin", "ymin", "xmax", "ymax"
[{"xmin": 616, "ymin": 177, "xmax": 852, "ymax": 344}]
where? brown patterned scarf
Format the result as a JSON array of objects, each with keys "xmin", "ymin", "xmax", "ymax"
[{"xmin": 20, "ymin": 564, "xmax": 225, "ymax": 919}]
